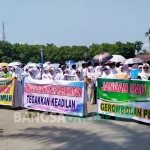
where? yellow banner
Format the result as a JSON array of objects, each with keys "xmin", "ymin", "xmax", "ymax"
[{"xmin": 0, "ymin": 77, "xmax": 14, "ymax": 105}]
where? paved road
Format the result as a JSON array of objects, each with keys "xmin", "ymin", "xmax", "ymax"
[{"xmin": 0, "ymin": 104, "xmax": 150, "ymax": 150}]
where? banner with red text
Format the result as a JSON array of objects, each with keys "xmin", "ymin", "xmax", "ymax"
[
  {"xmin": 23, "ymin": 78, "xmax": 84, "ymax": 116},
  {"xmin": 97, "ymin": 78, "xmax": 150, "ymax": 123},
  {"xmin": 0, "ymin": 77, "xmax": 14, "ymax": 105}
]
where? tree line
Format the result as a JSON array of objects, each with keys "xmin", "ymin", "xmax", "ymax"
[{"xmin": 0, "ymin": 40, "xmax": 145, "ymax": 64}]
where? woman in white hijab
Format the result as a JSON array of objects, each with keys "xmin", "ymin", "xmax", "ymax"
[
  {"xmin": 55, "ymin": 68, "xmax": 64, "ymax": 80},
  {"xmin": 95, "ymin": 66, "xmax": 103, "ymax": 79},
  {"xmin": 117, "ymin": 66, "xmax": 128, "ymax": 75},
  {"xmin": 42, "ymin": 68, "xmax": 48, "ymax": 80},
  {"xmin": 74, "ymin": 68, "xmax": 88, "ymax": 116},
  {"xmin": 21, "ymin": 66, "xmax": 29, "ymax": 78},
  {"xmin": 95, "ymin": 66, "xmax": 103, "ymax": 87},
  {"xmin": 101, "ymin": 66, "xmax": 115, "ymax": 78},
  {"xmin": 12, "ymin": 66, "xmax": 22, "ymax": 108},
  {"xmin": 138, "ymin": 63, "xmax": 150, "ymax": 80},
  {"xmin": 47, "ymin": 68, "xmax": 55, "ymax": 80},
  {"xmin": 74, "ymin": 68, "xmax": 84, "ymax": 81},
  {"xmin": 138, "ymin": 65, "xmax": 142, "ymax": 70},
  {"xmin": 85, "ymin": 66, "xmax": 96, "ymax": 105},
  {"xmin": 63, "ymin": 69, "xmax": 70, "ymax": 76},
  {"xmin": 23, "ymin": 66, "xmax": 29, "ymax": 74},
  {"xmin": 28, "ymin": 68, "xmax": 36, "ymax": 79}
]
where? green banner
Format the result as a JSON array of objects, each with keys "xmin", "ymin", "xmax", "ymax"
[
  {"xmin": 97, "ymin": 78, "xmax": 150, "ymax": 123},
  {"xmin": 97, "ymin": 78, "xmax": 150, "ymax": 103}
]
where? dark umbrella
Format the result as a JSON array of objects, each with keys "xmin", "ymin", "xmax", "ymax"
[{"xmin": 93, "ymin": 52, "xmax": 113, "ymax": 63}]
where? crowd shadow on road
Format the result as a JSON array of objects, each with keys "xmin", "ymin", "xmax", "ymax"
[
  {"xmin": 0, "ymin": 105, "xmax": 26, "ymax": 111},
  {"xmin": 2, "ymin": 117, "xmax": 150, "ymax": 150}
]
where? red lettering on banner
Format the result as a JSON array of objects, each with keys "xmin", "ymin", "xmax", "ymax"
[
  {"xmin": 24, "ymin": 84, "xmax": 37, "ymax": 92},
  {"xmin": 130, "ymin": 84, "xmax": 146, "ymax": 95},
  {"xmin": 0, "ymin": 87, "xmax": 10, "ymax": 93}
]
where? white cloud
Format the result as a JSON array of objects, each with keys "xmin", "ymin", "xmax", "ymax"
[
  {"xmin": 143, "ymin": 43, "xmax": 149, "ymax": 47},
  {"xmin": 34, "ymin": 41, "xmax": 38, "ymax": 44}
]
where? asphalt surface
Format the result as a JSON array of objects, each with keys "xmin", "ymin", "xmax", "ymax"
[{"xmin": 0, "ymin": 104, "xmax": 150, "ymax": 150}]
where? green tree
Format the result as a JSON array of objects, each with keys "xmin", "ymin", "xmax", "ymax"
[
  {"xmin": 134, "ymin": 41, "xmax": 143, "ymax": 54},
  {"xmin": 145, "ymin": 29, "xmax": 150, "ymax": 53}
]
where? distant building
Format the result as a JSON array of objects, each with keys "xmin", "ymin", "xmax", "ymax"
[{"xmin": 135, "ymin": 54, "xmax": 150, "ymax": 61}]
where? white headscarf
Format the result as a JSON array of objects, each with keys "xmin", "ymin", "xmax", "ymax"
[
  {"xmin": 87, "ymin": 66, "xmax": 94, "ymax": 77},
  {"xmin": 12, "ymin": 66, "xmax": 22, "ymax": 81},
  {"xmin": 28, "ymin": 68, "xmax": 36, "ymax": 79},
  {"xmin": 33, "ymin": 67, "xmax": 40, "ymax": 76},
  {"xmin": 117, "ymin": 66, "xmax": 127, "ymax": 75},
  {"xmin": 101, "ymin": 66, "xmax": 115, "ymax": 78},
  {"xmin": 12, "ymin": 66, "xmax": 20, "ymax": 77},
  {"xmin": 95, "ymin": 66, "xmax": 103, "ymax": 79},
  {"xmin": 23, "ymin": 65, "xmax": 29, "ymax": 74},
  {"xmin": 138, "ymin": 63, "xmax": 150, "ymax": 80},
  {"xmin": 64, "ymin": 69, "xmax": 70, "ymax": 75},
  {"xmin": 42, "ymin": 68, "xmax": 48, "ymax": 80},
  {"xmin": 74, "ymin": 68, "xmax": 84, "ymax": 81},
  {"xmin": 138, "ymin": 65, "xmax": 142, "ymax": 70},
  {"xmin": 55, "ymin": 68, "xmax": 64, "ymax": 80},
  {"xmin": 47, "ymin": 68, "xmax": 55, "ymax": 80}
]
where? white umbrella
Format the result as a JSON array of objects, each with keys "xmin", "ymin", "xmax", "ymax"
[
  {"xmin": 110, "ymin": 55, "xmax": 126, "ymax": 62},
  {"xmin": 27, "ymin": 63, "xmax": 37, "ymax": 68},
  {"xmin": 8, "ymin": 62, "xmax": 22, "ymax": 67},
  {"xmin": 123, "ymin": 58, "xmax": 144, "ymax": 64},
  {"xmin": 43, "ymin": 62, "xmax": 51, "ymax": 68}
]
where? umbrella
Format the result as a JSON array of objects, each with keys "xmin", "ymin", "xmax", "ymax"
[
  {"xmin": 110, "ymin": 55, "xmax": 126, "ymax": 63},
  {"xmin": 27, "ymin": 63, "xmax": 37, "ymax": 68},
  {"xmin": 123, "ymin": 58, "xmax": 144, "ymax": 64},
  {"xmin": 8, "ymin": 62, "xmax": 22, "ymax": 67},
  {"xmin": 0, "ymin": 63, "xmax": 8, "ymax": 67},
  {"xmin": 43, "ymin": 62, "xmax": 51, "ymax": 68},
  {"xmin": 93, "ymin": 52, "xmax": 113, "ymax": 63}
]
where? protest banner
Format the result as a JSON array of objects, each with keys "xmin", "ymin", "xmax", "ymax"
[
  {"xmin": 64, "ymin": 75, "xmax": 75, "ymax": 81},
  {"xmin": 97, "ymin": 78, "xmax": 150, "ymax": 123},
  {"xmin": 22, "ymin": 78, "xmax": 84, "ymax": 116},
  {"xmin": 0, "ymin": 77, "xmax": 14, "ymax": 106}
]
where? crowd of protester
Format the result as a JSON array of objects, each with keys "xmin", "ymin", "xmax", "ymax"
[{"xmin": 0, "ymin": 61, "xmax": 150, "ymax": 108}]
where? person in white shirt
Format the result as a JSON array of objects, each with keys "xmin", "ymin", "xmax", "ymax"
[
  {"xmin": 101, "ymin": 66, "xmax": 115, "ymax": 78},
  {"xmin": 12, "ymin": 66, "xmax": 22, "ymax": 108},
  {"xmin": 28, "ymin": 68, "xmax": 36, "ymax": 79},
  {"xmin": 71, "ymin": 64, "xmax": 76, "ymax": 75},
  {"xmin": 110, "ymin": 62, "xmax": 118, "ymax": 74},
  {"xmin": 47, "ymin": 68, "xmax": 55, "ymax": 80},
  {"xmin": 42, "ymin": 68, "xmax": 48, "ymax": 80},
  {"xmin": 55, "ymin": 68, "xmax": 64, "ymax": 80}
]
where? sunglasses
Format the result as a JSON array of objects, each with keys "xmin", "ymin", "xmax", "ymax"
[
  {"xmin": 76, "ymin": 72, "xmax": 80, "ymax": 73},
  {"xmin": 139, "ymin": 67, "xmax": 142, "ymax": 69},
  {"xmin": 104, "ymin": 68, "xmax": 108, "ymax": 70},
  {"xmin": 143, "ymin": 67, "xmax": 148, "ymax": 69}
]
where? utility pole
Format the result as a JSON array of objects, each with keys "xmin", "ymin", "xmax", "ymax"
[{"xmin": 2, "ymin": 22, "xmax": 6, "ymax": 41}]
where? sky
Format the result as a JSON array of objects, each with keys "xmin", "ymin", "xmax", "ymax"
[{"xmin": 0, "ymin": 0, "xmax": 150, "ymax": 50}]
